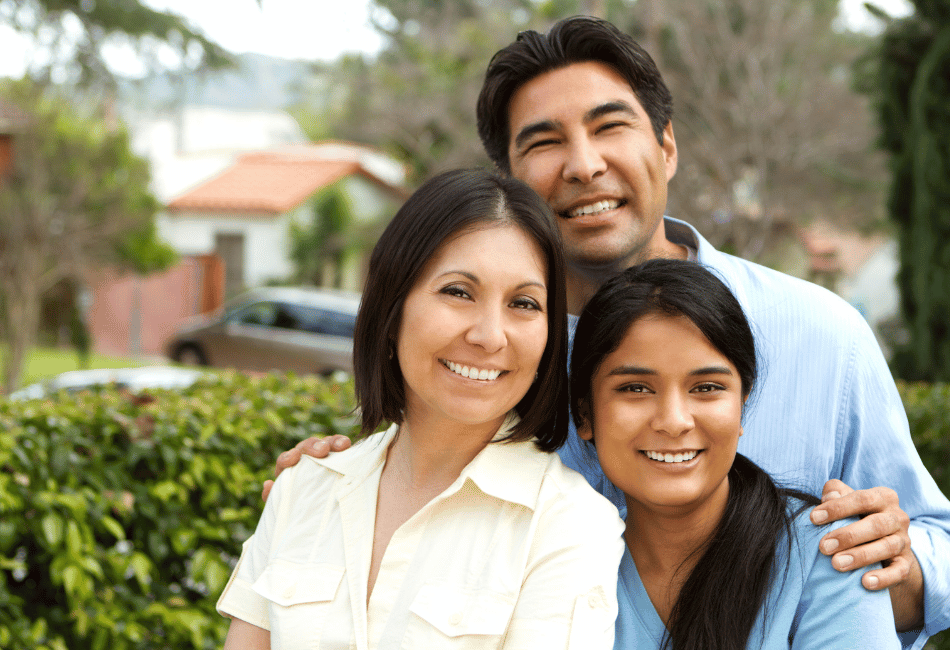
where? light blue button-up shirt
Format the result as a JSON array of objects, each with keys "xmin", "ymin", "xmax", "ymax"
[
  {"xmin": 616, "ymin": 502, "xmax": 901, "ymax": 649},
  {"xmin": 558, "ymin": 217, "xmax": 950, "ymax": 649}
]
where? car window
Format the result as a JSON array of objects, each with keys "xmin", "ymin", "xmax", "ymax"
[
  {"xmin": 284, "ymin": 303, "xmax": 356, "ymax": 337},
  {"xmin": 230, "ymin": 302, "xmax": 279, "ymax": 327}
]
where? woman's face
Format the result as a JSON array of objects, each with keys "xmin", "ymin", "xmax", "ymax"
[
  {"xmin": 578, "ymin": 313, "xmax": 744, "ymax": 519},
  {"xmin": 396, "ymin": 223, "xmax": 548, "ymax": 433}
]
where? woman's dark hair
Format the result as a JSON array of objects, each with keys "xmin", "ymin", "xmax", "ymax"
[
  {"xmin": 477, "ymin": 15, "xmax": 674, "ymax": 174},
  {"xmin": 353, "ymin": 168, "xmax": 569, "ymax": 451},
  {"xmin": 570, "ymin": 259, "xmax": 818, "ymax": 650}
]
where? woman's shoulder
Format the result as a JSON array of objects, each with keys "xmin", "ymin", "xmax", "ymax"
[{"xmin": 536, "ymin": 449, "xmax": 624, "ymax": 523}]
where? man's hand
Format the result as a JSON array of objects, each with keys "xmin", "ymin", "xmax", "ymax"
[
  {"xmin": 261, "ymin": 435, "xmax": 352, "ymax": 502},
  {"xmin": 810, "ymin": 479, "xmax": 923, "ymax": 631}
]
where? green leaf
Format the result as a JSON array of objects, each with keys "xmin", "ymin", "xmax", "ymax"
[
  {"xmin": 41, "ymin": 513, "xmax": 64, "ymax": 547},
  {"xmin": 101, "ymin": 516, "xmax": 126, "ymax": 541}
]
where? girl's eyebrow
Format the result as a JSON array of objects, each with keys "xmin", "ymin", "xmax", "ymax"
[{"xmin": 605, "ymin": 365, "xmax": 734, "ymax": 377}]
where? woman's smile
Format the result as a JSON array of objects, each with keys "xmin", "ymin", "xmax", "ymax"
[{"xmin": 440, "ymin": 359, "xmax": 506, "ymax": 381}]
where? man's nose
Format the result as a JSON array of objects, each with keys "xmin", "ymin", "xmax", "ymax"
[{"xmin": 562, "ymin": 137, "xmax": 607, "ymax": 184}]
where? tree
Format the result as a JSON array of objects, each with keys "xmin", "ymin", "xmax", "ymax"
[
  {"xmin": 626, "ymin": 0, "xmax": 887, "ymax": 262},
  {"xmin": 289, "ymin": 185, "xmax": 355, "ymax": 289},
  {"xmin": 863, "ymin": 0, "xmax": 950, "ymax": 380},
  {"xmin": 0, "ymin": 0, "xmax": 231, "ymax": 85},
  {"xmin": 0, "ymin": 80, "xmax": 175, "ymax": 393},
  {"xmin": 318, "ymin": 0, "xmax": 551, "ymax": 184}
]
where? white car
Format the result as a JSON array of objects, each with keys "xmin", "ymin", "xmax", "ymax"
[{"xmin": 8, "ymin": 366, "xmax": 207, "ymax": 400}]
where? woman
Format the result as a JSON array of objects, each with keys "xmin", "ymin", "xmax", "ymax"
[
  {"xmin": 569, "ymin": 259, "xmax": 901, "ymax": 650},
  {"xmin": 217, "ymin": 168, "xmax": 624, "ymax": 649}
]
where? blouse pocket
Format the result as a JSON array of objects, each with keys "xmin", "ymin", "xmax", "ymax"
[
  {"xmin": 404, "ymin": 583, "xmax": 516, "ymax": 649},
  {"xmin": 252, "ymin": 560, "xmax": 345, "ymax": 649}
]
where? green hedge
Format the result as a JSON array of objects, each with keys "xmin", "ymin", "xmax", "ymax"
[
  {"xmin": 0, "ymin": 372, "xmax": 359, "ymax": 649},
  {"xmin": 898, "ymin": 382, "xmax": 950, "ymax": 650},
  {"xmin": 0, "ymin": 376, "xmax": 947, "ymax": 648}
]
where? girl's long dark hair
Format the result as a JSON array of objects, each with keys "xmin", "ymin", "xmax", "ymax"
[
  {"xmin": 666, "ymin": 454, "xmax": 817, "ymax": 650},
  {"xmin": 570, "ymin": 259, "xmax": 819, "ymax": 650}
]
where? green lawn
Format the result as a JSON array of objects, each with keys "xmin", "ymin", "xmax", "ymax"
[{"xmin": 4, "ymin": 346, "xmax": 148, "ymax": 387}]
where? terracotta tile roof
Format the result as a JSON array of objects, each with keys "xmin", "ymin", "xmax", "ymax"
[{"xmin": 166, "ymin": 156, "xmax": 363, "ymax": 215}]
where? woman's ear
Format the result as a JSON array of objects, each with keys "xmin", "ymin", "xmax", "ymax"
[
  {"xmin": 577, "ymin": 421, "xmax": 594, "ymax": 441},
  {"xmin": 576, "ymin": 401, "xmax": 594, "ymax": 441}
]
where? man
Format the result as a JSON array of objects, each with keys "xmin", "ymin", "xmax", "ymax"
[{"xmin": 270, "ymin": 16, "xmax": 950, "ymax": 647}]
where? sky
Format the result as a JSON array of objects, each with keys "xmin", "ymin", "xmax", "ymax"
[{"xmin": 0, "ymin": 0, "xmax": 912, "ymax": 79}]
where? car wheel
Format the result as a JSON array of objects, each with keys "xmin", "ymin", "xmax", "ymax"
[{"xmin": 175, "ymin": 344, "xmax": 208, "ymax": 366}]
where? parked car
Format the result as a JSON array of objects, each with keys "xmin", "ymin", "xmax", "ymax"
[
  {"xmin": 8, "ymin": 366, "xmax": 207, "ymax": 401},
  {"xmin": 164, "ymin": 286, "xmax": 361, "ymax": 376}
]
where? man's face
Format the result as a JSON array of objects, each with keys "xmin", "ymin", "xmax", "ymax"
[{"xmin": 507, "ymin": 61, "xmax": 678, "ymax": 270}]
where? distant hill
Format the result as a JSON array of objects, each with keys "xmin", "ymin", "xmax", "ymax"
[{"xmin": 118, "ymin": 53, "xmax": 327, "ymax": 112}]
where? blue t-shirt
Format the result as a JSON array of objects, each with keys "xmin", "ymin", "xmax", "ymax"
[
  {"xmin": 559, "ymin": 218, "xmax": 950, "ymax": 649},
  {"xmin": 615, "ymin": 502, "xmax": 900, "ymax": 649}
]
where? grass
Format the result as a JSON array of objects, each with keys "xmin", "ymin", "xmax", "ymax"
[{"xmin": 4, "ymin": 345, "xmax": 149, "ymax": 388}]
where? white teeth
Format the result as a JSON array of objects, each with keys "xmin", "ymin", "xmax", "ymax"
[
  {"xmin": 644, "ymin": 450, "xmax": 699, "ymax": 463},
  {"xmin": 444, "ymin": 360, "xmax": 502, "ymax": 381},
  {"xmin": 569, "ymin": 199, "xmax": 620, "ymax": 218}
]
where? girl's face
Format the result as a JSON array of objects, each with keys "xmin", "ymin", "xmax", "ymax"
[
  {"xmin": 578, "ymin": 313, "xmax": 744, "ymax": 520},
  {"xmin": 396, "ymin": 224, "xmax": 549, "ymax": 433}
]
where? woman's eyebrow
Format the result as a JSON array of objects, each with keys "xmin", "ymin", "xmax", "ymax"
[
  {"xmin": 605, "ymin": 365, "xmax": 733, "ymax": 377},
  {"xmin": 437, "ymin": 271, "xmax": 545, "ymax": 291},
  {"xmin": 607, "ymin": 365, "xmax": 656, "ymax": 377},
  {"xmin": 689, "ymin": 366, "xmax": 734, "ymax": 377}
]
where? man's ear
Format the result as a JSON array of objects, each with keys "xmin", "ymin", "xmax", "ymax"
[{"xmin": 662, "ymin": 120, "xmax": 677, "ymax": 182}]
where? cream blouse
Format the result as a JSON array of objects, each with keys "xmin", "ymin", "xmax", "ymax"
[{"xmin": 217, "ymin": 416, "xmax": 624, "ymax": 649}]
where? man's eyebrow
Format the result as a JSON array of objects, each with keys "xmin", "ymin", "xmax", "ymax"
[
  {"xmin": 513, "ymin": 119, "xmax": 561, "ymax": 151},
  {"xmin": 585, "ymin": 100, "xmax": 639, "ymax": 123}
]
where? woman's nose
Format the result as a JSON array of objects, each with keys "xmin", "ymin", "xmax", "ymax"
[
  {"xmin": 651, "ymin": 393, "xmax": 694, "ymax": 437},
  {"xmin": 464, "ymin": 305, "xmax": 507, "ymax": 353}
]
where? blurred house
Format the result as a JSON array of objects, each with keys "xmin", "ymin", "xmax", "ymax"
[
  {"xmin": 164, "ymin": 142, "xmax": 409, "ymax": 296},
  {"xmin": 799, "ymin": 221, "xmax": 900, "ymax": 356},
  {"xmin": 88, "ymin": 108, "xmax": 407, "ymax": 358}
]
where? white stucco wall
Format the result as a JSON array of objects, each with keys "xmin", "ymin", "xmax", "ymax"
[{"xmin": 159, "ymin": 211, "xmax": 293, "ymax": 288}]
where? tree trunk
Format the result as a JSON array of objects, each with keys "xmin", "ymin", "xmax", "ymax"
[{"xmin": 1, "ymin": 256, "xmax": 43, "ymax": 395}]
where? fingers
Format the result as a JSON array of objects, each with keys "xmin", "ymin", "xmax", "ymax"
[
  {"xmin": 811, "ymin": 485, "xmax": 899, "ymax": 525},
  {"xmin": 261, "ymin": 479, "xmax": 274, "ymax": 503},
  {"xmin": 301, "ymin": 435, "xmax": 352, "ymax": 459},
  {"xmin": 860, "ymin": 554, "xmax": 912, "ymax": 591},
  {"xmin": 271, "ymin": 436, "xmax": 353, "ymax": 498},
  {"xmin": 823, "ymin": 528, "xmax": 907, "ymax": 569},
  {"xmin": 820, "ymin": 478, "xmax": 853, "ymax": 502}
]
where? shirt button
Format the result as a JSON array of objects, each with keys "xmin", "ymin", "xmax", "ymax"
[
  {"xmin": 283, "ymin": 585, "xmax": 296, "ymax": 600},
  {"xmin": 449, "ymin": 612, "xmax": 463, "ymax": 626}
]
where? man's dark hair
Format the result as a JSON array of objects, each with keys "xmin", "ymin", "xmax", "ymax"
[
  {"xmin": 477, "ymin": 15, "xmax": 674, "ymax": 174},
  {"xmin": 570, "ymin": 258, "xmax": 818, "ymax": 650},
  {"xmin": 353, "ymin": 168, "xmax": 569, "ymax": 451}
]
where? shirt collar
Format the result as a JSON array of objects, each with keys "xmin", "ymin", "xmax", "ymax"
[
  {"xmin": 311, "ymin": 412, "xmax": 548, "ymax": 511},
  {"xmin": 663, "ymin": 216, "xmax": 700, "ymax": 261}
]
